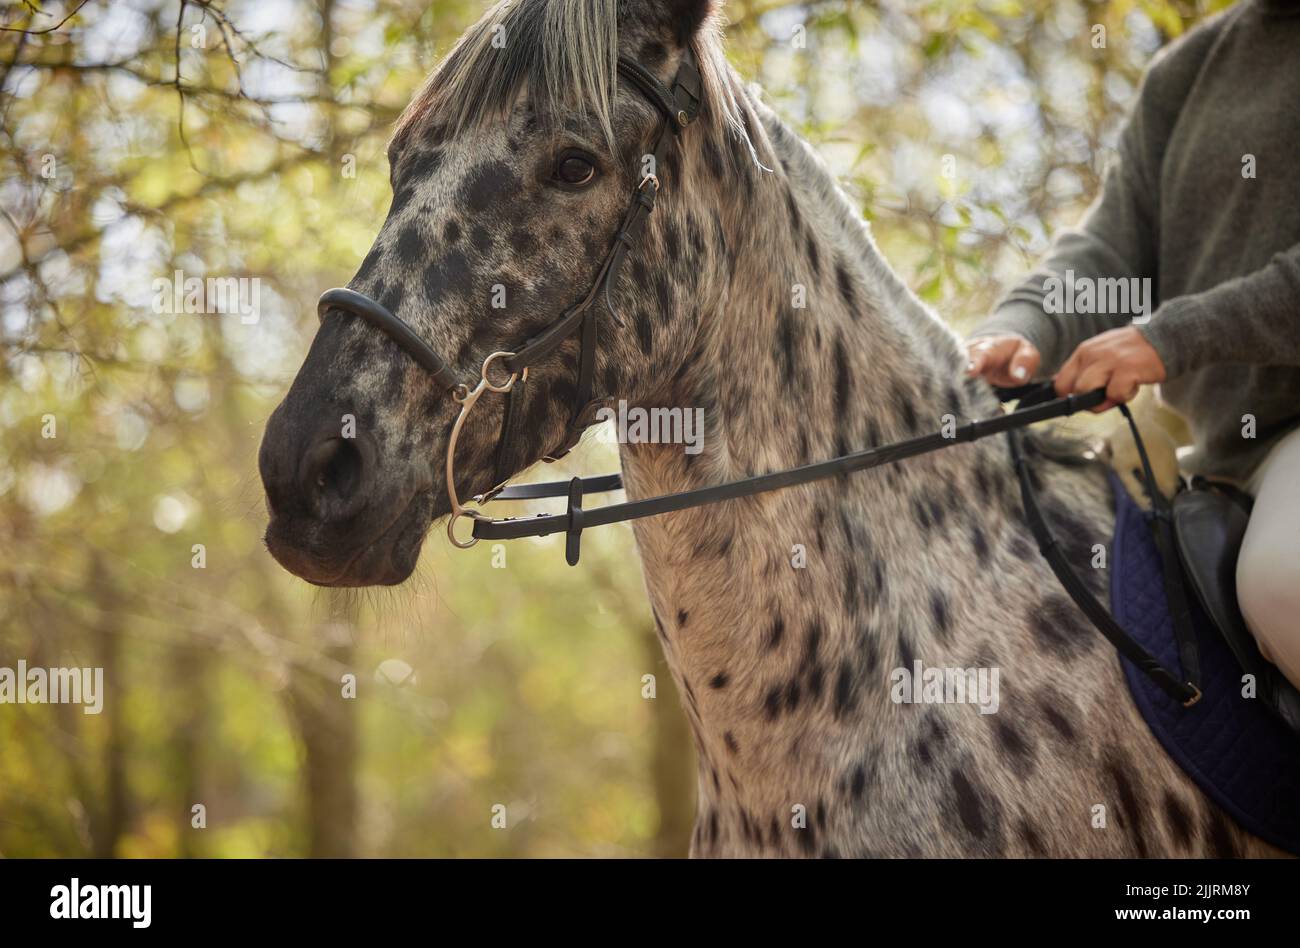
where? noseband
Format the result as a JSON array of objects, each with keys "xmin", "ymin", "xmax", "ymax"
[{"xmin": 313, "ymin": 50, "xmax": 1201, "ymax": 707}]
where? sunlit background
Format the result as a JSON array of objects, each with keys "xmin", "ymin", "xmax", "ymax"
[{"xmin": 0, "ymin": 0, "xmax": 1227, "ymax": 857}]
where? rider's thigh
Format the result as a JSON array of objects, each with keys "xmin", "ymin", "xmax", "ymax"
[{"xmin": 1237, "ymin": 423, "xmax": 1300, "ymax": 690}]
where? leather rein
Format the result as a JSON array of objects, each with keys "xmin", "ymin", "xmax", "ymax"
[{"xmin": 314, "ymin": 49, "xmax": 1202, "ymax": 708}]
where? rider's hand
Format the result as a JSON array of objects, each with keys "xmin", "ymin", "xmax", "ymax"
[
  {"xmin": 965, "ymin": 334, "xmax": 1042, "ymax": 387},
  {"xmin": 1053, "ymin": 326, "xmax": 1167, "ymax": 413}
]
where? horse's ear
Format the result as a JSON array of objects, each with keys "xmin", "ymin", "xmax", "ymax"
[{"xmin": 663, "ymin": 0, "xmax": 719, "ymax": 46}]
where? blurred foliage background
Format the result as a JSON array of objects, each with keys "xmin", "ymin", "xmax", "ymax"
[{"xmin": 0, "ymin": 0, "xmax": 1229, "ymax": 857}]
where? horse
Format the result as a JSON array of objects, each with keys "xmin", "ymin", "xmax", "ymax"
[{"xmin": 258, "ymin": 0, "xmax": 1279, "ymax": 857}]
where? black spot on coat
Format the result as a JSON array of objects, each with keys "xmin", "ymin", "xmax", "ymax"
[
  {"xmin": 836, "ymin": 261, "xmax": 857, "ymax": 315},
  {"xmin": 833, "ymin": 662, "xmax": 856, "ymax": 719},
  {"xmin": 765, "ymin": 616, "xmax": 785, "ymax": 651},
  {"xmin": 930, "ymin": 591, "xmax": 951, "ymax": 641},
  {"xmin": 993, "ymin": 718, "xmax": 1035, "ymax": 776},
  {"xmin": 951, "ymin": 769, "xmax": 1002, "ymax": 852},
  {"xmin": 1164, "ymin": 793, "xmax": 1193, "ymax": 850},
  {"xmin": 1106, "ymin": 755, "xmax": 1150, "ymax": 858},
  {"xmin": 1031, "ymin": 594, "xmax": 1093, "ymax": 661},
  {"xmin": 463, "ymin": 160, "xmax": 516, "ymax": 212}
]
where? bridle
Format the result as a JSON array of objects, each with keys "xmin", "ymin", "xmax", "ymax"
[
  {"xmin": 314, "ymin": 48, "xmax": 1202, "ymax": 708},
  {"xmin": 318, "ymin": 48, "xmax": 704, "ymax": 552}
]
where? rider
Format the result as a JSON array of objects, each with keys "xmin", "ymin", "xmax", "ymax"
[{"xmin": 964, "ymin": 0, "xmax": 1300, "ymax": 690}]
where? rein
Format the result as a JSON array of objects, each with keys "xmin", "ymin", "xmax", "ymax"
[
  {"xmin": 477, "ymin": 384, "xmax": 1099, "ymax": 557},
  {"xmin": 467, "ymin": 382, "xmax": 1201, "ymax": 706}
]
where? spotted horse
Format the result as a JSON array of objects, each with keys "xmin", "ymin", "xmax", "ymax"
[{"xmin": 258, "ymin": 0, "xmax": 1286, "ymax": 858}]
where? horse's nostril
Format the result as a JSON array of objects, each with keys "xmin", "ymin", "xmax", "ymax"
[
  {"xmin": 301, "ymin": 436, "xmax": 366, "ymax": 516},
  {"xmin": 325, "ymin": 439, "xmax": 362, "ymax": 495}
]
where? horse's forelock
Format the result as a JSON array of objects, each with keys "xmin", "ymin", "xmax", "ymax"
[
  {"xmin": 391, "ymin": 0, "xmax": 617, "ymax": 153},
  {"xmin": 390, "ymin": 0, "xmax": 756, "ymax": 165}
]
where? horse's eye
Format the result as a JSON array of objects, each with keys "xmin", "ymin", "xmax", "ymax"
[{"xmin": 555, "ymin": 153, "xmax": 596, "ymax": 187}]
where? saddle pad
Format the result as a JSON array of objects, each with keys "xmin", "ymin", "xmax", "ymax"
[{"xmin": 1109, "ymin": 472, "xmax": 1300, "ymax": 855}]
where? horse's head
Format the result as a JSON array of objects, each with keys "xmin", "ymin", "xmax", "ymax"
[{"xmin": 260, "ymin": 0, "xmax": 747, "ymax": 585}]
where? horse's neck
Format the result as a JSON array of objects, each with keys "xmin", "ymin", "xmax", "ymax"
[
  {"xmin": 620, "ymin": 99, "xmax": 1002, "ymax": 610},
  {"xmin": 617, "ymin": 101, "xmax": 1112, "ymax": 849}
]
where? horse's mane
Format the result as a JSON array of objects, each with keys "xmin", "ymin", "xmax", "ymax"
[
  {"xmin": 1024, "ymin": 426, "xmax": 1101, "ymax": 469},
  {"xmin": 392, "ymin": 0, "xmax": 754, "ymax": 159}
]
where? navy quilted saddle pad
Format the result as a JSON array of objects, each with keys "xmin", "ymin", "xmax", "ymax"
[{"xmin": 1109, "ymin": 472, "xmax": 1300, "ymax": 854}]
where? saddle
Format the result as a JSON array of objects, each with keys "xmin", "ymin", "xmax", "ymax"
[
  {"xmin": 1111, "ymin": 471, "xmax": 1300, "ymax": 854},
  {"xmin": 1005, "ymin": 382, "xmax": 1300, "ymax": 738},
  {"xmin": 1000, "ymin": 379, "xmax": 1300, "ymax": 851}
]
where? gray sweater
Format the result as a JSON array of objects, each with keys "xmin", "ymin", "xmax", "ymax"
[{"xmin": 973, "ymin": 0, "xmax": 1300, "ymax": 480}]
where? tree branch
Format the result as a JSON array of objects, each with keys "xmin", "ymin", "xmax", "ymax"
[{"xmin": 0, "ymin": 0, "xmax": 94, "ymax": 35}]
